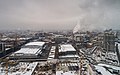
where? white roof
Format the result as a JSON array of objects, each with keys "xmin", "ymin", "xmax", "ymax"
[
  {"xmin": 25, "ymin": 42, "xmax": 45, "ymax": 46},
  {"xmin": 95, "ymin": 66, "xmax": 112, "ymax": 75},
  {"xmin": 98, "ymin": 63, "xmax": 120, "ymax": 70},
  {"xmin": 59, "ymin": 55, "xmax": 79, "ymax": 58},
  {"xmin": 59, "ymin": 44, "xmax": 76, "ymax": 52},
  {"xmin": 15, "ymin": 42, "xmax": 45, "ymax": 54},
  {"xmin": 49, "ymin": 55, "xmax": 54, "ymax": 58},
  {"xmin": 15, "ymin": 48, "xmax": 40, "ymax": 54}
]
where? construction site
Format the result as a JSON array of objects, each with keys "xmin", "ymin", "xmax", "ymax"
[{"xmin": 0, "ymin": 29, "xmax": 120, "ymax": 75}]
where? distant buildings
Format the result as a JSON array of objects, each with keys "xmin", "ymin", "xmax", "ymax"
[{"xmin": 73, "ymin": 32, "xmax": 91, "ymax": 48}]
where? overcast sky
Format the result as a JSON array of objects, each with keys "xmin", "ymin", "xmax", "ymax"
[{"xmin": 0, "ymin": 0, "xmax": 120, "ymax": 31}]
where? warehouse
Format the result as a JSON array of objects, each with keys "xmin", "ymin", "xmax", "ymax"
[
  {"xmin": 59, "ymin": 44, "xmax": 79, "ymax": 59},
  {"xmin": 10, "ymin": 41, "xmax": 46, "ymax": 59}
]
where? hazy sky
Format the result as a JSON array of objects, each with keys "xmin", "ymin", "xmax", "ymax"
[{"xmin": 0, "ymin": 0, "xmax": 120, "ymax": 31}]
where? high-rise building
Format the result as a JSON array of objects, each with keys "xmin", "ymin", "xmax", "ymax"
[
  {"xmin": 0, "ymin": 42, "xmax": 5, "ymax": 52},
  {"xmin": 115, "ymin": 43, "xmax": 120, "ymax": 65},
  {"xmin": 103, "ymin": 30, "xmax": 115, "ymax": 52}
]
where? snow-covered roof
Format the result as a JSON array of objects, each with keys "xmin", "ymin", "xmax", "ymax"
[
  {"xmin": 15, "ymin": 48, "xmax": 40, "ymax": 54},
  {"xmin": 59, "ymin": 44, "xmax": 76, "ymax": 52},
  {"xmin": 98, "ymin": 64, "xmax": 120, "ymax": 71},
  {"xmin": 56, "ymin": 71, "xmax": 76, "ymax": 75},
  {"xmin": 59, "ymin": 55, "xmax": 79, "ymax": 58},
  {"xmin": 25, "ymin": 42, "xmax": 45, "ymax": 46},
  {"xmin": 14, "ymin": 42, "xmax": 45, "ymax": 55},
  {"xmin": 95, "ymin": 66, "xmax": 112, "ymax": 75}
]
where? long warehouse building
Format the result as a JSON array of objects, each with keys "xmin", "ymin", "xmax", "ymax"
[{"xmin": 10, "ymin": 41, "xmax": 46, "ymax": 59}]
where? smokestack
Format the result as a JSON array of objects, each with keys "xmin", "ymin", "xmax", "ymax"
[{"xmin": 116, "ymin": 44, "xmax": 120, "ymax": 64}]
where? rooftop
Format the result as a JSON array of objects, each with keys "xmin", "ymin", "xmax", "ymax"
[
  {"xmin": 14, "ymin": 41, "xmax": 45, "ymax": 55},
  {"xmin": 59, "ymin": 44, "xmax": 76, "ymax": 52}
]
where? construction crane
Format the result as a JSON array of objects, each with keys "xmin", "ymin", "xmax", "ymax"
[
  {"xmin": 2, "ymin": 57, "xmax": 18, "ymax": 75},
  {"xmin": 2, "ymin": 57, "xmax": 9, "ymax": 75},
  {"xmin": 87, "ymin": 64, "xmax": 94, "ymax": 75},
  {"xmin": 79, "ymin": 55, "xmax": 84, "ymax": 75}
]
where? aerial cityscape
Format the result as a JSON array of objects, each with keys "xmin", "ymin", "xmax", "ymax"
[{"xmin": 0, "ymin": 0, "xmax": 120, "ymax": 75}]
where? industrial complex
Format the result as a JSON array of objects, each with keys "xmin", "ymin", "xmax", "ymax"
[
  {"xmin": 0, "ymin": 28, "xmax": 120, "ymax": 75},
  {"xmin": 0, "ymin": 0, "xmax": 120, "ymax": 75}
]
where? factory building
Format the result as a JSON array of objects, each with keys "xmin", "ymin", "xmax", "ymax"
[
  {"xmin": 58, "ymin": 44, "xmax": 79, "ymax": 60},
  {"xmin": 10, "ymin": 41, "xmax": 46, "ymax": 59}
]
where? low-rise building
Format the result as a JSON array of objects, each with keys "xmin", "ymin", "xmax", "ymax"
[{"xmin": 10, "ymin": 41, "xmax": 46, "ymax": 59}]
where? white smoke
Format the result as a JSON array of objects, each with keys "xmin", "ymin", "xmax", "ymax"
[{"xmin": 73, "ymin": 21, "xmax": 80, "ymax": 33}]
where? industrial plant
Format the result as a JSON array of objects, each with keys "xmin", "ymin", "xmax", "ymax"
[
  {"xmin": 1, "ymin": 0, "xmax": 120, "ymax": 75},
  {"xmin": 0, "ymin": 27, "xmax": 120, "ymax": 75}
]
